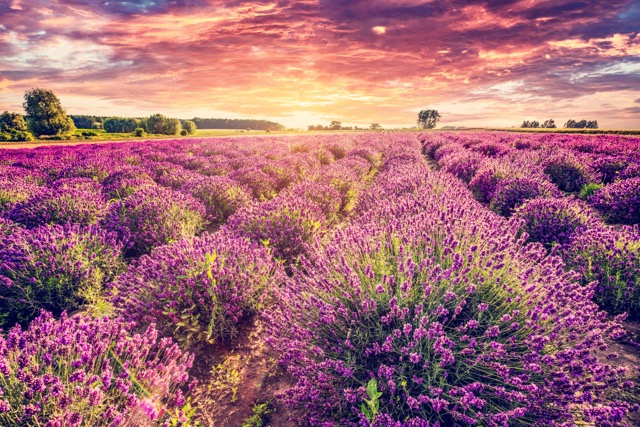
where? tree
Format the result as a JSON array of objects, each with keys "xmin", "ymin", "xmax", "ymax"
[
  {"xmin": 521, "ymin": 120, "xmax": 531, "ymax": 128},
  {"xmin": 370, "ymin": 123, "xmax": 382, "ymax": 130},
  {"xmin": 182, "ymin": 120, "xmax": 197, "ymax": 135},
  {"xmin": 23, "ymin": 88, "xmax": 76, "ymax": 137},
  {"xmin": 0, "ymin": 111, "xmax": 28, "ymax": 132},
  {"xmin": 329, "ymin": 121, "xmax": 342, "ymax": 130},
  {"xmin": 147, "ymin": 114, "xmax": 167, "ymax": 134},
  {"xmin": 530, "ymin": 120, "xmax": 540, "ymax": 128},
  {"xmin": 103, "ymin": 117, "xmax": 138, "ymax": 133},
  {"xmin": 417, "ymin": 110, "xmax": 441, "ymax": 129},
  {"xmin": 586, "ymin": 120, "xmax": 598, "ymax": 129},
  {"xmin": 542, "ymin": 119, "xmax": 556, "ymax": 128},
  {"xmin": 163, "ymin": 118, "xmax": 182, "ymax": 135}
]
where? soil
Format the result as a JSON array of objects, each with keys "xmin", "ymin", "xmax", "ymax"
[{"xmin": 189, "ymin": 317, "xmax": 298, "ymax": 427}]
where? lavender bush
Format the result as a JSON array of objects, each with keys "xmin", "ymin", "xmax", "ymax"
[
  {"xmin": 589, "ymin": 177, "xmax": 640, "ymax": 225},
  {"xmin": 102, "ymin": 186, "xmax": 206, "ymax": 256},
  {"xmin": 542, "ymin": 151, "xmax": 595, "ymax": 193},
  {"xmin": 565, "ymin": 225, "xmax": 640, "ymax": 317},
  {"xmin": 183, "ymin": 176, "xmax": 252, "ymax": 224},
  {"xmin": 268, "ymin": 161, "xmax": 628, "ymax": 427},
  {"xmin": 0, "ymin": 311, "xmax": 193, "ymax": 426},
  {"xmin": 489, "ymin": 177, "xmax": 560, "ymax": 217},
  {"xmin": 8, "ymin": 187, "xmax": 107, "ymax": 228},
  {"xmin": 112, "ymin": 232, "xmax": 284, "ymax": 346},
  {"xmin": 513, "ymin": 197, "xmax": 597, "ymax": 248},
  {"xmin": 0, "ymin": 223, "xmax": 124, "ymax": 327}
]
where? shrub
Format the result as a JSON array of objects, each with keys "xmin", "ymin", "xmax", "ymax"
[
  {"xmin": 102, "ymin": 168, "xmax": 156, "ymax": 199},
  {"xmin": 0, "ymin": 223, "xmax": 124, "ymax": 327},
  {"xmin": 438, "ymin": 150, "xmax": 484, "ymax": 183},
  {"xmin": 619, "ymin": 162, "xmax": 640, "ymax": 180},
  {"xmin": 315, "ymin": 148, "xmax": 335, "ymax": 165},
  {"xmin": 591, "ymin": 156, "xmax": 629, "ymax": 184},
  {"xmin": 489, "ymin": 177, "xmax": 560, "ymax": 217},
  {"xmin": 183, "ymin": 176, "xmax": 252, "ymax": 224},
  {"xmin": 230, "ymin": 167, "xmax": 279, "ymax": 200},
  {"xmin": 180, "ymin": 129, "xmax": 188, "ymax": 136},
  {"xmin": 182, "ymin": 120, "xmax": 197, "ymax": 135},
  {"xmin": 0, "ymin": 177, "xmax": 40, "ymax": 213},
  {"xmin": 50, "ymin": 177, "xmax": 102, "ymax": 192},
  {"xmin": 0, "ymin": 311, "xmax": 193, "ymax": 427},
  {"xmin": 283, "ymin": 181, "xmax": 342, "ymax": 220},
  {"xmin": 8, "ymin": 187, "xmax": 107, "ymax": 228},
  {"xmin": 268, "ymin": 185, "xmax": 627, "ymax": 427},
  {"xmin": 514, "ymin": 197, "xmax": 597, "ymax": 248},
  {"xmin": 469, "ymin": 161, "xmax": 543, "ymax": 204},
  {"xmin": 542, "ymin": 151, "xmax": 595, "ymax": 192},
  {"xmin": 134, "ymin": 127, "xmax": 146, "ymax": 137},
  {"xmin": 589, "ymin": 177, "xmax": 640, "ymax": 225},
  {"xmin": 565, "ymin": 226, "xmax": 640, "ymax": 317},
  {"xmin": 102, "ymin": 186, "xmax": 206, "ymax": 256},
  {"xmin": 226, "ymin": 195, "xmax": 325, "ymax": 264},
  {"xmin": 112, "ymin": 233, "xmax": 284, "ymax": 346}
]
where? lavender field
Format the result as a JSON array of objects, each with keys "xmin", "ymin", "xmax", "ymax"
[{"xmin": 0, "ymin": 132, "xmax": 639, "ymax": 427}]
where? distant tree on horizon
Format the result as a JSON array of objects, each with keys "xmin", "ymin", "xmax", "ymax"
[
  {"xmin": 182, "ymin": 120, "xmax": 197, "ymax": 135},
  {"xmin": 542, "ymin": 119, "xmax": 557, "ymax": 128},
  {"xmin": 370, "ymin": 123, "xmax": 382, "ymax": 130},
  {"xmin": 329, "ymin": 121, "xmax": 342, "ymax": 130},
  {"xmin": 417, "ymin": 110, "xmax": 441, "ymax": 129},
  {"xmin": 23, "ymin": 88, "xmax": 76, "ymax": 137},
  {"xmin": 564, "ymin": 119, "xmax": 598, "ymax": 129}
]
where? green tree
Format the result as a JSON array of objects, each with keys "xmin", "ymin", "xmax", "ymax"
[
  {"xmin": 182, "ymin": 120, "xmax": 197, "ymax": 135},
  {"xmin": 0, "ymin": 111, "xmax": 28, "ymax": 132},
  {"xmin": 370, "ymin": 123, "xmax": 382, "ymax": 130},
  {"xmin": 163, "ymin": 118, "xmax": 182, "ymax": 135},
  {"xmin": 329, "ymin": 120, "xmax": 342, "ymax": 130},
  {"xmin": 521, "ymin": 120, "xmax": 531, "ymax": 128},
  {"xmin": 23, "ymin": 89, "xmax": 76, "ymax": 137},
  {"xmin": 542, "ymin": 119, "xmax": 556, "ymax": 128},
  {"xmin": 417, "ymin": 110, "xmax": 441, "ymax": 129},
  {"xmin": 147, "ymin": 114, "xmax": 167, "ymax": 134}
]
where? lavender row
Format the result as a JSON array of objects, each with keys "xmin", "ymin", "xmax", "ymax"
[{"xmin": 422, "ymin": 132, "xmax": 640, "ymax": 318}]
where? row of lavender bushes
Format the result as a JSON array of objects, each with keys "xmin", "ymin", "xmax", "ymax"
[
  {"xmin": 422, "ymin": 132, "xmax": 640, "ymax": 318},
  {"xmin": 265, "ymin": 137, "xmax": 635, "ymax": 426},
  {"xmin": 0, "ymin": 134, "xmax": 387, "ymax": 426}
]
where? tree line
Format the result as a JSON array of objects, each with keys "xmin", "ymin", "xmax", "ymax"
[
  {"xmin": 0, "ymin": 88, "xmax": 287, "ymax": 142},
  {"xmin": 520, "ymin": 118, "xmax": 598, "ymax": 129}
]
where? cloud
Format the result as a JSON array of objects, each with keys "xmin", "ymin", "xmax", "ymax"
[{"xmin": 0, "ymin": 0, "xmax": 638, "ymax": 128}]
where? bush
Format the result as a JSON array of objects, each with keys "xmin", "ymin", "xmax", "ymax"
[
  {"xmin": 542, "ymin": 151, "xmax": 595, "ymax": 192},
  {"xmin": 112, "ymin": 233, "xmax": 284, "ymax": 346},
  {"xmin": 283, "ymin": 181, "xmax": 342, "ymax": 220},
  {"xmin": 0, "ymin": 177, "xmax": 40, "ymax": 213},
  {"xmin": 101, "ymin": 167, "xmax": 156, "ymax": 199},
  {"xmin": 183, "ymin": 176, "xmax": 252, "ymax": 224},
  {"xmin": 180, "ymin": 129, "xmax": 188, "ymax": 136},
  {"xmin": 103, "ymin": 117, "xmax": 138, "ymax": 133},
  {"xmin": 589, "ymin": 177, "xmax": 640, "ymax": 225},
  {"xmin": 230, "ymin": 167, "xmax": 279, "ymax": 200},
  {"xmin": 8, "ymin": 186, "xmax": 108, "ymax": 228},
  {"xmin": 438, "ymin": 150, "xmax": 484, "ymax": 183},
  {"xmin": 0, "ymin": 223, "xmax": 124, "ymax": 327},
  {"xmin": 182, "ymin": 120, "xmax": 197, "ymax": 135},
  {"xmin": 591, "ymin": 156, "xmax": 629, "ymax": 184},
  {"xmin": 102, "ymin": 185, "xmax": 206, "ymax": 256},
  {"xmin": 0, "ymin": 311, "xmax": 193, "ymax": 427},
  {"xmin": 565, "ymin": 225, "xmax": 640, "ymax": 317},
  {"xmin": 489, "ymin": 177, "xmax": 560, "ymax": 217},
  {"xmin": 226, "ymin": 195, "xmax": 325, "ymax": 264},
  {"xmin": 268, "ymin": 185, "xmax": 627, "ymax": 427},
  {"xmin": 514, "ymin": 197, "xmax": 597, "ymax": 248},
  {"xmin": 133, "ymin": 127, "xmax": 146, "ymax": 137}
]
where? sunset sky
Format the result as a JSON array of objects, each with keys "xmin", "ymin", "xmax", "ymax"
[{"xmin": 1, "ymin": 0, "xmax": 639, "ymax": 129}]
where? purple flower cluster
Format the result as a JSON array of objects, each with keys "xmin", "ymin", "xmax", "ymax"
[
  {"xmin": 267, "ymin": 141, "xmax": 630, "ymax": 427},
  {"xmin": 102, "ymin": 185, "xmax": 207, "ymax": 256},
  {"xmin": 112, "ymin": 232, "xmax": 285, "ymax": 346},
  {"xmin": 0, "ymin": 311, "xmax": 193, "ymax": 427},
  {"xmin": 513, "ymin": 197, "xmax": 598, "ymax": 248},
  {"xmin": 0, "ymin": 223, "xmax": 124, "ymax": 327},
  {"xmin": 565, "ymin": 225, "xmax": 640, "ymax": 317},
  {"xmin": 589, "ymin": 177, "xmax": 640, "ymax": 225}
]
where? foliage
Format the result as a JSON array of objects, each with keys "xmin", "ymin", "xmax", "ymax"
[
  {"xmin": 542, "ymin": 151, "xmax": 596, "ymax": 193},
  {"xmin": 0, "ymin": 311, "xmax": 194, "ymax": 427},
  {"xmin": 416, "ymin": 109, "xmax": 441, "ymax": 129},
  {"xmin": 0, "ymin": 223, "xmax": 124, "ymax": 327},
  {"xmin": 489, "ymin": 177, "xmax": 560, "ymax": 217},
  {"xmin": 579, "ymin": 182, "xmax": 603, "ymax": 200},
  {"xmin": 183, "ymin": 176, "xmax": 252, "ymax": 223},
  {"xmin": 242, "ymin": 402, "xmax": 275, "ymax": 427},
  {"xmin": 134, "ymin": 127, "xmax": 147, "ymax": 137},
  {"xmin": 191, "ymin": 117, "xmax": 284, "ymax": 131},
  {"xmin": 103, "ymin": 117, "xmax": 139, "ymax": 133},
  {"xmin": 0, "ymin": 111, "xmax": 28, "ymax": 132},
  {"xmin": 102, "ymin": 185, "xmax": 206, "ymax": 257},
  {"xmin": 22, "ymin": 88, "xmax": 76, "ymax": 137},
  {"xmin": 514, "ymin": 197, "xmax": 597, "ymax": 248},
  {"xmin": 112, "ymin": 232, "xmax": 283, "ymax": 346},
  {"xmin": 182, "ymin": 120, "xmax": 197, "ymax": 135},
  {"xmin": 565, "ymin": 225, "xmax": 640, "ymax": 317},
  {"xmin": 589, "ymin": 177, "xmax": 640, "ymax": 225}
]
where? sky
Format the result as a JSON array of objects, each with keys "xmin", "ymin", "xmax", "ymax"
[{"xmin": 0, "ymin": 0, "xmax": 639, "ymax": 129}]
